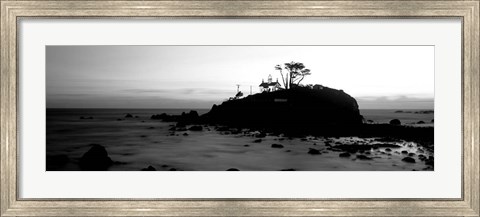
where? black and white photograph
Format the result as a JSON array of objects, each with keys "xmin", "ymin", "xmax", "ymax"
[{"xmin": 46, "ymin": 45, "xmax": 434, "ymax": 171}]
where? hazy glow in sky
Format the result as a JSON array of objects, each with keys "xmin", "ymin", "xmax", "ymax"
[{"xmin": 46, "ymin": 46, "xmax": 434, "ymax": 109}]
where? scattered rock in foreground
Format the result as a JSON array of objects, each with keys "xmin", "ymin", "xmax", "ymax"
[
  {"xmin": 188, "ymin": 125, "xmax": 203, "ymax": 131},
  {"xmin": 46, "ymin": 154, "xmax": 69, "ymax": 170},
  {"xmin": 141, "ymin": 165, "xmax": 156, "ymax": 171},
  {"xmin": 307, "ymin": 148, "xmax": 321, "ymax": 155},
  {"xmin": 425, "ymin": 156, "xmax": 434, "ymax": 166},
  {"xmin": 339, "ymin": 152, "xmax": 351, "ymax": 158},
  {"xmin": 226, "ymin": 168, "xmax": 240, "ymax": 171},
  {"xmin": 373, "ymin": 143, "xmax": 402, "ymax": 149},
  {"xmin": 125, "ymin": 113, "xmax": 133, "ymax": 118},
  {"xmin": 389, "ymin": 119, "xmax": 401, "ymax": 125},
  {"xmin": 402, "ymin": 157, "xmax": 416, "ymax": 163},
  {"xmin": 79, "ymin": 144, "xmax": 113, "ymax": 171},
  {"xmin": 333, "ymin": 144, "xmax": 373, "ymax": 153},
  {"xmin": 271, "ymin": 144, "xmax": 284, "ymax": 148}
]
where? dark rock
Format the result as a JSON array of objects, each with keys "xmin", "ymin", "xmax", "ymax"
[
  {"xmin": 116, "ymin": 119, "xmax": 123, "ymax": 121},
  {"xmin": 307, "ymin": 148, "xmax": 321, "ymax": 155},
  {"xmin": 46, "ymin": 154, "xmax": 69, "ymax": 170},
  {"xmin": 226, "ymin": 168, "xmax": 239, "ymax": 171},
  {"xmin": 415, "ymin": 110, "xmax": 434, "ymax": 114},
  {"xmin": 402, "ymin": 157, "xmax": 416, "ymax": 163},
  {"xmin": 148, "ymin": 127, "xmax": 155, "ymax": 129},
  {"xmin": 285, "ymin": 150, "xmax": 291, "ymax": 152},
  {"xmin": 376, "ymin": 137, "xmax": 401, "ymax": 143},
  {"xmin": 169, "ymin": 168, "xmax": 177, "ymax": 171},
  {"xmin": 425, "ymin": 156, "xmax": 434, "ymax": 166},
  {"xmin": 183, "ymin": 133, "xmax": 189, "ymax": 136},
  {"xmin": 408, "ymin": 153, "xmax": 416, "ymax": 157},
  {"xmin": 151, "ymin": 111, "xmax": 199, "ymax": 124},
  {"xmin": 176, "ymin": 122, "xmax": 186, "ymax": 128},
  {"xmin": 271, "ymin": 144, "xmax": 284, "ymax": 148},
  {"xmin": 280, "ymin": 168, "xmax": 296, "ymax": 171},
  {"xmin": 151, "ymin": 113, "xmax": 169, "ymax": 120},
  {"xmin": 389, "ymin": 119, "xmax": 401, "ymax": 125},
  {"xmin": 333, "ymin": 144, "xmax": 372, "ymax": 153},
  {"xmin": 401, "ymin": 150, "xmax": 408, "ymax": 154},
  {"xmin": 356, "ymin": 155, "xmax": 372, "ymax": 160},
  {"xmin": 216, "ymin": 126, "xmax": 230, "ymax": 131},
  {"xmin": 244, "ymin": 144, "xmax": 250, "ymax": 147},
  {"xmin": 385, "ymin": 148, "xmax": 392, "ymax": 152},
  {"xmin": 253, "ymin": 139, "xmax": 262, "ymax": 143},
  {"xmin": 255, "ymin": 132, "xmax": 266, "ymax": 138},
  {"xmin": 188, "ymin": 125, "xmax": 203, "ymax": 131},
  {"xmin": 141, "ymin": 165, "xmax": 156, "ymax": 171},
  {"xmin": 125, "ymin": 113, "xmax": 133, "ymax": 118},
  {"xmin": 417, "ymin": 121, "xmax": 425, "ymax": 124},
  {"xmin": 373, "ymin": 143, "xmax": 402, "ymax": 149},
  {"xmin": 79, "ymin": 144, "xmax": 113, "ymax": 171},
  {"xmin": 201, "ymin": 88, "xmax": 363, "ymax": 131},
  {"xmin": 339, "ymin": 152, "xmax": 351, "ymax": 158},
  {"xmin": 135, "ymin": 116, "xmax": 140, "ymax": 118}
]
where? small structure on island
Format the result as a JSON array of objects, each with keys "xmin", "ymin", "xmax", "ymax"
[{"xmin": 259, "ymin": 74, "xmax": 281, "ymax": 92}]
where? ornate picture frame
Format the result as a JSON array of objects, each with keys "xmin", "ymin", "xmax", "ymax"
[{"xmin": 1, "ymin": 0, "xmax": 478, "ymax": 216}]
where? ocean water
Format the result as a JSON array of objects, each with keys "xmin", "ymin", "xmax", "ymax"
[
  {"xmin": 361, "ymin": 109, "xmax": 434, "ymax": 127},
  {"xmin": 46, "ymin": 108, "xmax": 434, "ymax": 171}
]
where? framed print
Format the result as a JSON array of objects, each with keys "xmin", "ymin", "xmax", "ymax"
[{"xmin": 1, "ymin": 0, "xmax": 479, "ymax": 216}]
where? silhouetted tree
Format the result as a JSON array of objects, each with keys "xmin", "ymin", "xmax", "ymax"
[
  {"xmin": 235, "ymin": 91, "xmax": 243, "ymax": 99},
  {"xmin": 275, "ymin": 61, "xmax": 311, "ymax": 89},
  {"xmin": 274, "ymin": 64, "xmax": 288, "ymax": 89}
]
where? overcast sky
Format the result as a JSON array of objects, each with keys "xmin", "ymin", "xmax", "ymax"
[{"xmin": 46, "ymin": 46, "xmax": 434, "ymax": 109}]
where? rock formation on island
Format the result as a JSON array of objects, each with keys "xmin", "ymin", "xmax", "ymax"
[{"xmin": 201, "ymin": 86, "xmax": 363, "ymax": 132}]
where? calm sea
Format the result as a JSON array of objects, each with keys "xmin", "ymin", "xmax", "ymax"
[{"xmin": 46, "ymin": 108, "xmax": 433, "ymax": 171}]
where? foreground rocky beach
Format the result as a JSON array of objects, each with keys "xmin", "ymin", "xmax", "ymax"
[
  {"xmin": 48, "ymin": 125, "xmax": 434, "ymax": 171},
  {"xmin": 47, "ymin": 109, "xmax": 434, "ymax": 171}
]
